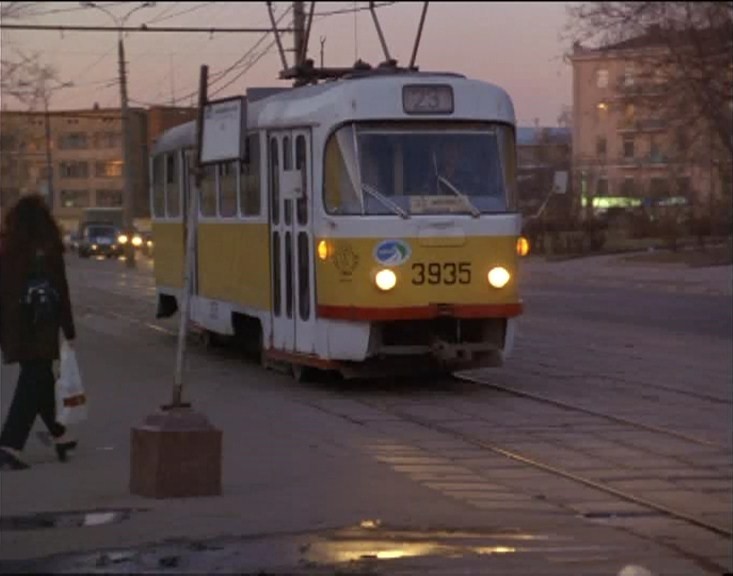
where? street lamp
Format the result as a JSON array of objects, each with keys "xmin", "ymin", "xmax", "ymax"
[{"xmin": 79, "ymin": 2, "xmax": 155, "ymax": 268}]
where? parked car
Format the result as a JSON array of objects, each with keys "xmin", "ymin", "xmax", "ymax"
[{"xmin": 77, "ymin": 224, "xmax": 122, "ymax": 259}]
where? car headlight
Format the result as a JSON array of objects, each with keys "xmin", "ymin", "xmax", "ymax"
[
  {"xmin": 147, "ymin": 240, "xmax": 153, "ymax": 248},
  {"xmin": 375, "ymin": 269, "xmax": 397, "ymax": 291},
  {"xmin": 487, "ymin": 266, "xmax": 511, "ymax": 288},
  {"xmin": 131, "ymin": 236, "xmax": 143, "ymax": 247},
  {"xmin": 118, "ymin": 234, "xmax": 128, "ymax": 244}
]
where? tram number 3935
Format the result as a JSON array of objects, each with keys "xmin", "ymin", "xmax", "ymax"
[{"xmin": 411, "ymin": 262, "xmax": 471, "ymax": 285}]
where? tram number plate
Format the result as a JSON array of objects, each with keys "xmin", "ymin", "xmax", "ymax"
[{"xmin": 411, "ymin": 262, "xmax": 471, "ymax": 285}]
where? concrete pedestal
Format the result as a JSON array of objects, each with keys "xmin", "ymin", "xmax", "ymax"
[{"xmin": 130, "ymin": 408, "xmax": 222, "ymax": 498}]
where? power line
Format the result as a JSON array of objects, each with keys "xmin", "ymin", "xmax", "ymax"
[
  {"xmin": 0, "ymin": 23, "xmax": 294, "ymax": 33},
  {"xmin": 314, "ymin": 2, "xmax": 397, "ymax": 17}
]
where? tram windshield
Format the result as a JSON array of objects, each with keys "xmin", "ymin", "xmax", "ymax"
[{"xmin": 324, "ymin": 123, "xmax": 516, "ymax": 216}]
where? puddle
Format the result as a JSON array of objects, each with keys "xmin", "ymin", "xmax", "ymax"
[
  {"xmin": 7, "ymin": 520, "xmax": 621, "ymax": 573},
  {"xmin": 0, "ymin": 508, "xmax": 145, "ymax": 531}
]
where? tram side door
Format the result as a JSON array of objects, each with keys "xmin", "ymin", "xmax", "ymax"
[{"xmin": 268, "ymin": 130, "xmax": 315, "ymax": 354}]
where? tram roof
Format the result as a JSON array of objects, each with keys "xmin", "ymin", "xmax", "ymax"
[{"xmin": 152, "ymin": 73, "xmax": 515, "ymax": 155}]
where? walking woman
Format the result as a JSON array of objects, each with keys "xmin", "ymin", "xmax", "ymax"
[{"xmin": 0, "ymin": 195, "xmax": 77, "ymax": 470}]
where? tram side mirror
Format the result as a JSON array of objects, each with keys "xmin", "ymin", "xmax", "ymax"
[{"xmin": 281, "ymin": 169, "xmax": 304, "ymax": 200}]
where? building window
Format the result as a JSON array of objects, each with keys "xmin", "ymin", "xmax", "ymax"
[
  {"xmin": 219, "ymin": 161, "xmax": 238, "ymax": 217},
  {"xmin": 675, "ymin": 127, "xmax": 688, "ymax": 151},
  {"xmin": 596, "ymin": 178, "xmax": 608, "ymax": 196},
  {"xmin": 95, "ymin": 160, "xmax": 123, "ymax": 178},
  {"xmin": 59, "ymin": 161, "xmax": 89, "ymax": 179},
  {"xmin": 596, "ymin": 136, "xmax": 607, "ymax": 156},
  {"xmin": 650, "ymin": 178, "xmax": 668, "ymax": 198},
  {"xmin": 676, "ymin": 176, "xmax": 691, "ymax": 197},
  {"xmin": 623, "ymin": 64, "xmax": 635, "ymax": 86},
  {"xmin": 60, "ymin": 189, "xmax": 90, "ymax": 207},
  {"xmin": 94, "ymin": 132, "xmax": 121, "ymax": 148},
  {"xmin": 96, "ymin": 189, "xmax": 122, "ymax": 207},
  {"xmin": 623, "ymin": 136, "xmax": 635, "ymax": 159},
  {"xmin": 596, "ymin": 69, "xmax": 609, "ymax": 88},
  {"xmin": 239, "ymin": 134, "xmax": 261, "ymax": 217},
  {"xmin": 58, "ymin": 132, "xmax": 88, "ymax": 150},
  {"xmin": 620, "ymin": 177, "xmax": 636, "ymax": 196},
  {"xmin": 649, "ymin": 136, "xmax": 662, "ymax": 162}
]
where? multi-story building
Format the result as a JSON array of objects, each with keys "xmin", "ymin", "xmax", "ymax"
[
  {"xmin": 0, "ymin": 105, "xmax": 195, "ymax": 232},
  {"xmin": 570, "ymin": 29, "xmax": 731, "ymax": 221}
]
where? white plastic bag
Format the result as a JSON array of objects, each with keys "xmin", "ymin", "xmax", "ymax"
[{"xmin": 56, "ymin": 341, "xmax": 88, "ymax": 426}]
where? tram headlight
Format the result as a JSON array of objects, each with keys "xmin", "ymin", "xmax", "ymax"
[
  {"xmin": 487, "ymin": 266, "xmax": 511, "ymax": 288},
  {"xmin": 516, "ymin": 236, "xmax": 530, "ymax": 257},
  {"xmin": 375, "ymin": 269, "xmax": 397, "ymax": 291},
  {"xmin": 131, "ymin": 235, "xmax": 143, "ymax": 247},
  {"xmin": 118, "ymin": 234, "xmax": 129, "ymax": 245}
]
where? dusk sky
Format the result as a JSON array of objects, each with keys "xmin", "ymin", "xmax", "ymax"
[{"xmin": 1, "ymin": 2, "xmax": 574, "ymax": 127}]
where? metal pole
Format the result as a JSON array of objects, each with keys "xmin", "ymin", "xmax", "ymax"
[
  {"xmin": 320, "ymin": 36, "xmax": 326, "ymax": 68},
  {"xmin": 409, "ymin": 2, "xmax": 429, "ymax": 69},
  {"xmin": 267, "ymin": 2, "xmax": 289, "ymax": 71},
  {"xmin": 369, "ymin": 1, "xmax": 392, "ymax": 62},
  {"xmin": 118, "ymin": 35, "xmax": 136, "ymax": 268},
  {"xmin": 172, "ymin": 65, "xmax": 208, "ymax": 409},
  {"xmin": 293, "ymin": 1, "xmax": 305, "ymax": 68}
]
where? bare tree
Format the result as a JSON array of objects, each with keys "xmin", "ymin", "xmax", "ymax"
[{"xmin": 565, "ymin": 2, "xmax": 733, "ymax": 158}]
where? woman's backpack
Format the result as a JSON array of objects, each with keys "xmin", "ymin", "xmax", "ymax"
[{"xmin": 20, "ymin": 250, "xmax": 60, "ymax": 332}]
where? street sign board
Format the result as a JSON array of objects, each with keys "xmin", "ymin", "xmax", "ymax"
[{"xmin": 200, "ymin": 96, "xmax": 244, "ymax": 165}]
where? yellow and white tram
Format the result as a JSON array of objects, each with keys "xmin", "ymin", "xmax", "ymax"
[{"xmin": 151, "ymin": 73, "xmax": 524, "ymax": 379}]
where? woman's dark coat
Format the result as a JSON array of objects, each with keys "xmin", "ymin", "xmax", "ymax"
[{"xmin": 0, "ymin": 243, "xmax": 75, "ymax": 364}]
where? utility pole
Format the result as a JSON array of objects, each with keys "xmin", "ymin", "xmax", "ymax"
[
  {"xmin": 118, "ymin": 35, "xmax": 135, "ymax": 268},
  {"xmin": 80, "ymin": 2, "xmax": 155, "ymax": 268},
  {"xmin": 320, "ymin": 36, "xmax": 326, "ymax": 68}
]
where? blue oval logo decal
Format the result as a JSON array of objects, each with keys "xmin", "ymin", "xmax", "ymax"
[{"xmin": 374, "ymin": 239, "xmax": 411, "ymax": 266}]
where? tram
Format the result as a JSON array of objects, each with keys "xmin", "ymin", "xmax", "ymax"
[{"xmin": 151, "ymin": 71, "xmax": 525, "ymax": 379}]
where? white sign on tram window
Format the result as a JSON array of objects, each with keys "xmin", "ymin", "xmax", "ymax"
[{"xmin": 200, "ymin": 96, "xmax": 244, "ymax": 165}]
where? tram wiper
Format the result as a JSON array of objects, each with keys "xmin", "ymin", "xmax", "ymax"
[
  {"xmin": 361, "ymin": 183, "xmax": 410, "ymax": 219},
  {"xmin": 436, "ymin": 175, "xmax": 481, "ymax": 218}
]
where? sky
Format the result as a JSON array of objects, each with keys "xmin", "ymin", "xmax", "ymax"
[{"xmin": 1, "ymin": 2, "xmax": 574, "ymax": 127}]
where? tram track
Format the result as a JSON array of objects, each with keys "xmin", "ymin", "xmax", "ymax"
[{"xmin": 453, "ymin": 372, "xmax": 728, "ymax": 450}]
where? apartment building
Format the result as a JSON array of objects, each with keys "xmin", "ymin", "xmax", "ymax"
[
  {"xmin": 570, "ymin": 29, "xmax": 731, "ymax": 219},
  {"xmin": 0, "ymin": 105, "xmax": 195, "ymax": 231}
]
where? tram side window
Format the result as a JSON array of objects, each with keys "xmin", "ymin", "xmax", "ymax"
[
  {"xmin": 270, "ymin": 137, "xmax": 280, "ymax": 224},
  {"xmin": 239, "ymin": 134, "xmax": 261, "ymax": 217},
  {"xmin": 152, "ymin": 155, "xmax": 165, "ymax": 217},
  {"xmin": 296, "ymin": 135, "xmax": 308, "ymax": 225},
  {"xmin": 283, "ymin": 136, "xmax": 292, "ymax": 226},
  {"xmin": 219, "ymin": 161, "xmax": 237, "ymax": 217},
  {"xmin": 165, "ymin": 152, "xmax": 180, "ymax": 217},
  {"xmin": 200, "ymin": 164, "xmax": 217, "ymax": 217}
]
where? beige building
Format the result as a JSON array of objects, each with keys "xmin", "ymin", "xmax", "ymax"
[
  {"xmin": 570, "ymin": 32, "xmax": 731, "ymax": 221},
  {"xmin": 0, "ymin": 105, "xmax": 195, "ymax": 232}
]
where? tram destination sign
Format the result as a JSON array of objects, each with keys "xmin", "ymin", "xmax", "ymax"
[
  {"xmin": 200, "ymin": 96, "xmax": 244, "ymax": 165},
  {"xmin": 402, "ymin": 84, "xmax": 454, "ymax": 115}
]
